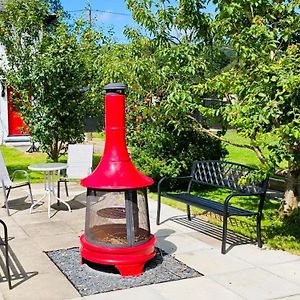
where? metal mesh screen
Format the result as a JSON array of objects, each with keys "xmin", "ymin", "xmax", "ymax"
[{"xmin": 85, "ymin": 189, "xmax": 150, "ymax": 247}]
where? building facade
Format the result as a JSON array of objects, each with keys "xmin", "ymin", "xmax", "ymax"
[{"xmin": 0, "ymin": 1, "xmax": 30, "ymax": 143}]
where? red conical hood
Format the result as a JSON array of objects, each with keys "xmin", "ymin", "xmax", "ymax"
[{"xmin": 80, "ymin": 83, "xmax": 154, "ymax": 190}]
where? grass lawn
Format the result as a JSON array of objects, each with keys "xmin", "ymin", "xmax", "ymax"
[
  {"xmin": 1, "ymin": 145, "xmax": 47, "ymax": 182},
  {"xmin": 223, "ymin": 129, "xmax": 288, "ymax": 170},
  {"xmin": 223, "ymin": 130, "xmax": 262, "ymax": 167},
  {"xmin": 0, "ymin": 145, "xmax": 101, "ymax": 183}
]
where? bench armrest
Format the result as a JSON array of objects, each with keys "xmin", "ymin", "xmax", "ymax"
[
  {"xmin": 11, "ymin": 170, "xmax": 30, "ymax": 182},
  {"xmin": 224, "ymin": 192, "xmax": 266, "ymax": 213}
]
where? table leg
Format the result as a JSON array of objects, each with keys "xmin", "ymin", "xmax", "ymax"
[
  {"xmin": 30, "ymin": 172, "xmax": 48, "ymax": 214},
  {"xmin": 52, "ymin": 171, "xmax": 71, "ymax": 213},
  {"xmin": 54, "ymin": 195, "xmax": 71, "ymax": 213},
  {"xmin": 47, "ymin": 171, "xmax": 52, "ymax": 218},
  {"xmin": 30, "ymin": 168, "xmax": 71, "ymax": 217},
  {"xmin": 29, "ymin": 193, "xmax": 47, "ymax": 214}
]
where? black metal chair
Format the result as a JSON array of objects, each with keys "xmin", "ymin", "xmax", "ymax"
[{"xmin": 0, "ymin": 219, "xmax": 11, "ymax": 289}]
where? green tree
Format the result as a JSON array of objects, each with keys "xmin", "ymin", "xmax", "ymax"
[
  {"xmin": 95, "ymin": 0, "xmax": 228, "ymax": 179},
  {"xmin": 196, "ymin": 0, "xmax": 300, "ymax": 214},
  {"xmin": 0, "ymin": 0, "xmax": 104, "ymax": 161}
]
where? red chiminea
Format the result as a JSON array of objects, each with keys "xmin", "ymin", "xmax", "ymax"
[{"xmin": 80, "ymin": 83, "xmax": 156, "ymax": 276}]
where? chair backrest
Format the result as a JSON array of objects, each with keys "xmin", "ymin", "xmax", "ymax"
[
  {"xmin": 66, "ymin": 144, "xmax": 94, "ymax": 179},
  {"xmin": 0, "ymin": 151, "xmax": 12, "ymax": 188}
]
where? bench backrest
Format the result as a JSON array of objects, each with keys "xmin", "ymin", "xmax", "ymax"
[{"xmin": 191, "ymin": 160, "xmax": 268, "ymax": 194}]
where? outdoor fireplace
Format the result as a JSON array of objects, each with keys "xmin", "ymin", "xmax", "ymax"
[{"xmin": 80, "ymin": 83, "xmax": 156, "ymax": 276}]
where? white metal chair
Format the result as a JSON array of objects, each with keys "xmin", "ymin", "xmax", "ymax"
[
  {"xmin": 0, "ymin": 151, "xmax": 33, "ymax": 216},
  {"xmin": 57, "ymin": 144, "xmax": 94, "ymax": 198}
]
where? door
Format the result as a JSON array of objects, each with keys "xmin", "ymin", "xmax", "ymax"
[{"xmin": 7, "ymin": 88, "xmax": 29, "ymax": 135}]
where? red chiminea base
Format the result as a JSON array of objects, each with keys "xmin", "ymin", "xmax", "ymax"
[{"xmin": 80, "ymin": 234, "xmax": 156, "ymax": 277}]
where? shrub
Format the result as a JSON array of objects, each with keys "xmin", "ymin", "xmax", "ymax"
[{"xmin": 129, "ymin": 118, "xmax": 227, "ymax": 183}]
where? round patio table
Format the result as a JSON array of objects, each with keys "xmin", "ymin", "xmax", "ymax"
[{"xmin": 28, "ymin": 163, "xmax": 71, "ymax": 218}]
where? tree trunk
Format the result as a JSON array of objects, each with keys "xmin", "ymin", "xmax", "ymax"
[
  {"xmin": 85, "ymin": 132, "xmax": 92, "ymax": 142},
  {"xmin": 281, "ymin": 170, "xmax": 300, "ymax": 215},
  {"xmin": 49, "ymin": 139, "xmax": 60, "ymax": 162}
]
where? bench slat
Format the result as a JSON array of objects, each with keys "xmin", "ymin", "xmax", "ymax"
[{"xmin": 165, "ymin": 193, "xmax": 257, "ymax": 217}]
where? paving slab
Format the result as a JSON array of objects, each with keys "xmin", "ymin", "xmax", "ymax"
[
  {"xmin": 211, "ymin": 267, "xmax": 300, "ymax": 300},
  {"xmin": 175, "ymin": 248, "xmax": 253, "ymax": 275},
  {"xmin": 152, "ymin": 277, "xmax": 244, "ymax": 300},
  {"xmin": 7, "ymin": 237, "xmax": 43, "ymax": 258},
  {"xmin": 228, "ymin": 244, "xmax": 300, "ymax": 266},
  {"xmin": 275, "ymin": 295, "xmax": 300, "ymax": 300},
  {"xmin": 156, "ymin": 231, "xmax": 213, "ymax": 254},
  {"xmin": 263, "ymin": 260, "xmax": 300, "ymax": 285},
  {"xmin": 79, "ymin": 284, "xmax": 169, "ymax": 300},
  {"xmin": 31, "ymin": 232, "xmax": 81, "ymax": 251},
  {"xmin": 0, "ymin": 272, "xmax": 79, "ymax": 300},
  {"xmin": 7, "ymin": 251, "xmax": 59, "ymax": 275}
]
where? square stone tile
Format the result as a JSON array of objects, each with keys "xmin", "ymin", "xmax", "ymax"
[
  {"xmin": 4, "ymin": 224, "xmax": 28, "ymax": 240},
  {"xmin": 12, "ymin": 210, "xmax": 53, "ymax": 225},
  {"xmin": 275, "ymin": 295, "xmax": 300, "ymax": 300},
  {"xmin": 81, "ymin": 285, "xmax": 168, "ymax": 300},
  {"xmin": 211, "ymin": 267, "xmax": 300, "ymax": 299},
  {"xmin": 152, "ymin": 224, "xmax": 178, "ymax": 238},
  {"xmin": 263, "ymin": 260, "xmax": 300, "ymax": 285},
  {"xmin": 150, "ymin": 201, "xmax": 187, "ymax": 223},
  {"xmin": 53, "ymin": 209, "xmax": 85, "ymax": 232},
  {"xmin": 7, "ymin": 237, "xmax": 43, "ymax": 259},
  {"xmin": 229, "ymin": 244, "xmax": 300, "ymax": 266},
  {"xmin": 21, "ymin": 220, "xmax": 75, "ymax": 237},
  {"xmin": 54, "ymin": 205, "xmax": 85, "ymax": 220},
  {"xmin": 0, "ymin": 272, "xmax": 79, "ymax": 300},
  {"xmin": 9, "ymin": 252, "xmax": 59, "ymax": 275},
  {"xmin": 188, "ymin": 230, "xmax": 223, "ymax": 248},
  {"xmin": 175, "ymin": 248, "xmax": 253, "ymax": 275},
  {"xmin": 0, "ymin": 215, "xmax": 18, "ymax": 227},
  {"xmin": 156, "ymin": 232, "xmax": 213, "ymax": 255},
  {"xmin": 32, "ymin": 232, "xmax": 80, "ymax": 251},
  {"xmin": 153, "ymin": 277, "xmax": 243, "ymax": 300}
]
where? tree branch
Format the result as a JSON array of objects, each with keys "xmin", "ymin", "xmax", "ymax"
[
  {"xmin": 188, "ymin": 115, "xmax": 267, "ymax": 164},
  {"xmin": 166, "ymin": 33, "xmax": 181, "ymax": 45}
]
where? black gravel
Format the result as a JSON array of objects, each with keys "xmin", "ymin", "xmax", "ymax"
[{"xmin": 45, "ymin": 247, "xmax": 203, "ymax": 296}]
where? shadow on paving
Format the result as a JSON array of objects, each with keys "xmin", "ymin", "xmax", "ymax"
[
  {"xmin": 0, "ymin": 238, "xmax": 38, "ymax": 289},
  {"xmin": 2, "ymin": 197, "xmax": 32, "ymax": 215},
  {"xmin": 170, "ymin": 215, "xmax": 255, "ymax": 252},
  {"xmin": 51, "ymin": 197, "xmax": 86, "ymax": 211}
]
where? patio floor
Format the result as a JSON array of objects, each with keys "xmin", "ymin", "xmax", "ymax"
[{"xmin": 0, "ymin": 182, "xmax": 299, "ymax": 300}]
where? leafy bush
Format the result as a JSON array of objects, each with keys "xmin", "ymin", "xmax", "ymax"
[{"xmin": 129, "ymin": 118, "xmax": 227, "ymax": 182}]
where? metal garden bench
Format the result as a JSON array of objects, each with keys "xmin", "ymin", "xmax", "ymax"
[{"xmin": 156, "ymin": 160, "xmax": 269, "ymax": 254}]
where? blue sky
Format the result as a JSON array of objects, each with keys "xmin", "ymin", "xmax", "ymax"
[
  {"xmin": 60, "ymin": 1, "xmax": 216, "ymax": 43},
  {"xmin": 60, "ymin": 0, "xmax": 136, "ymax": 42}
]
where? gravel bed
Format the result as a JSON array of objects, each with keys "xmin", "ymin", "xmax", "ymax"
[{"xmin": 46, "ymin": 247, "xmax": 202, "ymax": 296}]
